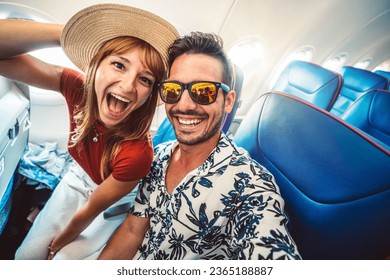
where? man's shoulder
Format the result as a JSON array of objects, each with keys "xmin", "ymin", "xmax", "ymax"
[
  {"xmin": 223, "ymin": 137, "xmax": 272, "ymax": 175},
  {"xmin": 153, "ymin": 140, "xmax": 176, "ymax": 159}
]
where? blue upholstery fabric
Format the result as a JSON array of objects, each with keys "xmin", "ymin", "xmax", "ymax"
[
  {"xmin": 234, "ymin": 91, "xmax": 390, "ymax": 259},
  {"xmin": 342, "ymin": 89, "xmax": 390, "ymax": 147},
  {"xmin": 272, "ymin": 60, "xmax": 341, "ymax": 110},
  {"xmin": 152, "ymin": 64, "xmax": 244, "ymax": 147},
  {"xmin": 329, "ymin": 66, "xmax": 388, "ymax": 117},
  {"xmin": 374, "ymin": 70, "xmax": 390, "ymax": 90},
  {"xmin": 152, "ymin": 117, "xmax": 176, "ymax": 147},
  {"xmin": 222, "ymin": 64, "xmax": 243, "ymax": 134}
]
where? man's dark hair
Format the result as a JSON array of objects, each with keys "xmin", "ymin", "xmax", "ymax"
[{"xmin": 167, "ymin": 32, "xmax": 233, "ymax": 88}]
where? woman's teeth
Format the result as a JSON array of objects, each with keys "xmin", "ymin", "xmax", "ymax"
[
  {"xmin": 107, "ymin": 93, "xmax": 131, "ymax": 113},
  {"xmin": 110, "ymin": 93, "xmax": 130, "ymax": 103}
]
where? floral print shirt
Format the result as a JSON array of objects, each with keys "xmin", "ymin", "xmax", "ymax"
[{"xmin": 131, "ymin": 133, "xmax": 301, "ymax": 260}]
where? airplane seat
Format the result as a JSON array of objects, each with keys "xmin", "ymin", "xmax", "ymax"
[
  {"xmin": 329, "ymin": 66, "xmax": 388, "ymax": 117},
  {"xmin": 152, "ymin": 64, "xmax": 244, "ymax": 147},
  {"xmin": 151, "ymin": 116, "xmax": 176, "ymax": 147},
  {"xmin": 272, "ymin": 60, "xmax": 341, "ymax": 110},
  {"xmin": 341, "ymin": 89, "xmax": 390, "ymax": 147},
  {"xmin": 223, "ymin": 63, "xmax": 244, "ymax": 135},
  {"xmin": 374, "ymin": 70, "xmax": 390, "ymax": 90},
  {"xmin": 234, "ymin": 91, "xmax": 390, "ymax": 259}
]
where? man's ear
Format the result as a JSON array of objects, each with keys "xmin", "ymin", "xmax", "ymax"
[{"xmin": 224, "ymin": 90, "xmax": 236, "ymax": 114}]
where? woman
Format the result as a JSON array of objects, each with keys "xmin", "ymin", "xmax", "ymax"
[{"xmin": 0, "ymin": 4, "xmax": 179, "ymax": 259}]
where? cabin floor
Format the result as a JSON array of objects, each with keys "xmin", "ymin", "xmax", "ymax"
[{"xmin": 0, "ymin": 177, "xmax": 51, "ymax": 260}]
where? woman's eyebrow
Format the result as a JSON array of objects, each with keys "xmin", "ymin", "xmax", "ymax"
[{"xmin": 112, "ymin": 55, "xmax": 154, "ymax": 77}]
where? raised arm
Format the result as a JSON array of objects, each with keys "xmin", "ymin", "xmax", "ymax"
[{"xmin": 0, "ymin": 19, "xmax": 64, "ymax": 91}]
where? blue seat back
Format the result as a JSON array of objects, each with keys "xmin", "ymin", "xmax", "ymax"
[
  {"xmin": 374, "ymin": 70, "xmax": 390, "ymax": 90},
  {"xmin": 272, "ymin": 60, "xmax": 341, "ymax": 110},
  {"xmin": 234, "ymin": 91, "xmax": 390, "ymax": 259},
  {"xmin": 341, "ymin": 89, "xmax": 390, "ymax": 147},
  {"xmin": 222, "ymin": 64, "xmax": 243, "ymax": 134},
  {"xmin": 330, "ymin": 66, "xmax": 388, "ymax": 117},
  {"xmin": 152, "ymin": 117, "xmax": 176, "ymax": 146},
  {"xmin": 152, "ymin": 64, "xmax": 244, "ymax": 147}
]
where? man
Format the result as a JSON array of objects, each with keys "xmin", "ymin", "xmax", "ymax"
[{"xmin": 99, "ymin": 32, "xmax": 301, "ymax": 260}]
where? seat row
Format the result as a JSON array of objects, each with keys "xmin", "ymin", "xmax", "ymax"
[
  {"xmin": 234, "ymin": 91, "xmax": 390, "ymax": 259},
  {"xmin": 272, "ymin": 60, "xmax": 390, "ymax": 147},
  {"xmin": 239, "ymin": 63, "xmax": 389, "ymax": 259},
  {"xmin": 272, "ymin": 60, "xmax": 389, "ymax": 115},
  {"xmin": 151, "ymin": 59, "xmax": 390, "ymax": 259}
]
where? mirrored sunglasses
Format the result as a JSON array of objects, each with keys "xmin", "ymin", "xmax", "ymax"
[{"xmin": 158, "ymin": 81, "xmax": 230, "ymax": 105}]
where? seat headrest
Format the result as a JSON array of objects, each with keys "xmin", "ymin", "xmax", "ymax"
[
  {"xmin": 151, "ymin": 117, "xmax": 176, "ymax": 147},
  {"xmin": 222, "ymin": 64, "xmax": 244, "ymax": 133},
  {"xmin": 272, "ymin": 60, "xmax": 341, "ymax": 110},
  {"xmin": 330, "ymin": 66, "xmax": 388, "ymax": 117},
  {"xmin": 342, "ymin": 66, "xmax": 388, "ymax": 92},
  {"xmin": 374, "ymin": 70, "xmax": 390, "ymax": 90},
  {"xmin": 342, "ymin": 89, "xmax": 390, "ymax": 146},
  {"xmin": 374, "ymin": 69, "xmax": 390, "ymax": 80}
]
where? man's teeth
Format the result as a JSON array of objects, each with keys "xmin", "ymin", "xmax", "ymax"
[
  {"xmin": 178, "ymin": 118, "xmax": 201, "ymax": 125},
  {"xmin": 110, "ymin": 93, "xmax": 130, "ymax": 103}
]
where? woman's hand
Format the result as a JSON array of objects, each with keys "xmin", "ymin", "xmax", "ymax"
[{"xmin": 47, "ymin": 239, "xmax": 59, "ymax": 260}]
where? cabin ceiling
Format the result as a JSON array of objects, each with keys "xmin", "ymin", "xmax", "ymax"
[{"xmin": 2, "ymin": 0, "xmax": 389, "ymax": 81}]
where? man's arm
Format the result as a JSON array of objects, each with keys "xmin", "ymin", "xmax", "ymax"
[{"xmin": 98, "ymin": 213, "xmax": 150, "ymax": 260}]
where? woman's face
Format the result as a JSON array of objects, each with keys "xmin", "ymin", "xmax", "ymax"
[{"xmin": 94, "ymin": 48, "xmax": 156, "ymax": 128}]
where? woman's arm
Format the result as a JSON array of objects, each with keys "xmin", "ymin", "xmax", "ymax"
[
  {"xmin": 98, "ymin": 213, "xmax": 150, "ymax": 260},
  {"xmin": 47, "ymin": 174, "xmax": 139, "ymax": 259},
  {"xmin": 0, "ymin": 19, "xmax": 64, "ymax": 91}
]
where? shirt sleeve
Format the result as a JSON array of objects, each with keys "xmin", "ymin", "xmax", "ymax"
[
  {"xmin": 60, "ymin": 68, "xmax": 85, "ymax": 105},
  {"xmin": 129, "ymin": 177, "xmax": 152, "ymax": 218},
  {"xmin": 232, "ymin": 162, "xmax": 301, "ymax": 260},
  {"xmin": 110, "ymin": 140, "xmax": 153, "ymax": 182},
  {"xmin": 129, "ymin": 144, "xmax": 167, "ymax": 218}
]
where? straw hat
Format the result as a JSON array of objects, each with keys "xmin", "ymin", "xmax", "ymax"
[{"xmin": 60, "ymin": 3, "xmax": 179, "ymax": 72}]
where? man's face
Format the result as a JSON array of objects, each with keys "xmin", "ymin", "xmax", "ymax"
[{"xmin": 165, "ymin": 53, "xmax": 235, "ymax": 146}]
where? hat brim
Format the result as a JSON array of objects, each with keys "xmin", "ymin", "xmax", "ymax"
[{"xmin": 60, "ymin": 3, "xmax": 179, "ymax": 72}]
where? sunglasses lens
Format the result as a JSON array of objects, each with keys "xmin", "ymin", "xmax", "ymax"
[
  {"xmin": 191, "ymin": 82, "xmax": 217, "ymax": 104},
  {"xmin": 160, "ymin": 82, "xmax": 182, "ymax": 103}
]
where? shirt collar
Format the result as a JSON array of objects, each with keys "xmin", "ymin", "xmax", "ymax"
[{"xmin": 160, "ymin": 133, "xmax": 237, "ymax": 177}]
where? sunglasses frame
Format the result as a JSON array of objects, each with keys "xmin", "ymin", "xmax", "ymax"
[{"xmin": 158, "ymin": 80, "xmax": 231, "ymax": 105}]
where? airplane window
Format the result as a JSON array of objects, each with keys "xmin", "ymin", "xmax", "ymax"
[
  {"xmin": 0, "ymin": 3, "xmax": 78, "ymax": 91},
  {"xmin": 269, "ymin": 46, "xmax": 314, "ymax": 89},
  {"xmin": 372, "ymin": 59, "xmax": 390, "ymax": 72},
  {"xmin": 29, "ymin": 48, "xmax": 77, "ymax": 71},
  {"xmin": 354, "ymin": 58, "xmax": 372, "ymax": 70},
  {"xmin": 285, "ymin": 46, "xmax": 314, "ymax": 63},
  {"xmin": 228, "ymin": 37, "xmax": 264, "ymax": 79},
  {"xmin": 322, "ymin": 53, "xmax": 348, "ymax": 72},
  {"xmin": 0, "ymin": 2, "xmax": 54, "ymax": 22}
]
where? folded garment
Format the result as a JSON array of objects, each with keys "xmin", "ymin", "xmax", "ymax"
[{"xmin": 18, "ymin": 142, "xmax": 74, "ymax": 190}]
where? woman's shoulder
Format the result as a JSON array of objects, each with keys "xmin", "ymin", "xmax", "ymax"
[
  {"xmin": 117, "ymin": 138, "xmax": 153, "ymax": 157},
  {"xmin": 60, "ymin": 68, "xmax": 85, "ymax": 100},
  {"xmin": 111, "ymin": 138, "xmax": 154, "ymax": 181}
]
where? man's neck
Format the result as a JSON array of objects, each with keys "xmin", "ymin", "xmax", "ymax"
[
  {"xmin": 175, "ymin": 132, "xmax": 221, "ymax": 167},
  {"xmin": 165, "ymin": 133, "xmax": 221, "ymax": 194}
]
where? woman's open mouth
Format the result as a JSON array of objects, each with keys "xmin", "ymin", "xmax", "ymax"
[{"xmin": 106, "ymin": 93, "xmax": 131, "ymax": 114}]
